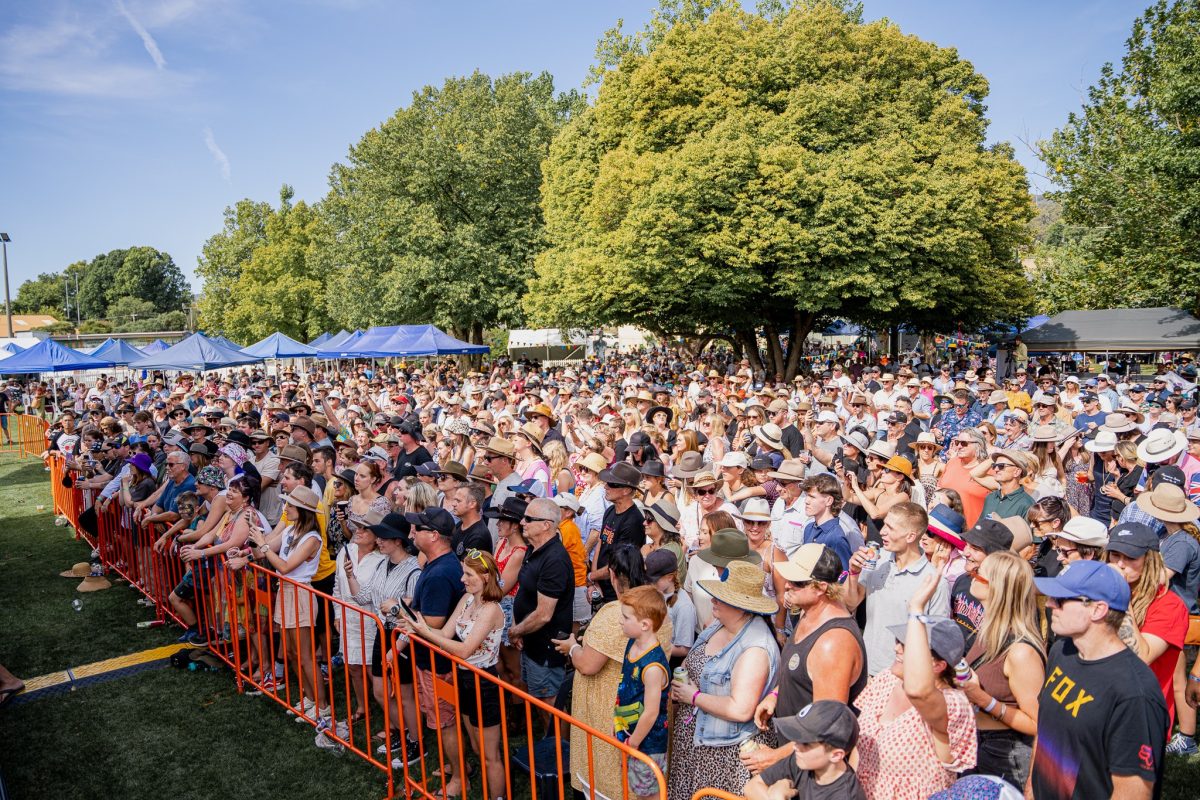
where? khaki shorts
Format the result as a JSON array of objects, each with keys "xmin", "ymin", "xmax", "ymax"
[{"xmin": 417, "ymin": 668, "xmax": 457, "ymax": 729}]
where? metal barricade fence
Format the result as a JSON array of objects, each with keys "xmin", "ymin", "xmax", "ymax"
[
  {"xmin": 42, "ymin": 462, "xmax": 666, "ymax": 800},
  {"xmin": 0, "ymin": 413, "xmax": 48, "ymax": 459},
  {"xmin": 691, "ymin": 789, "xmax": 744, "ymax": 800},
  {"xmin": 388, "ymin": 628, "xmax": 668, "ymax": 800}
]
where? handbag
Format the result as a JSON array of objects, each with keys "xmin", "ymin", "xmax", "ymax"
[{"xmin": 1186, "ymin": 615, "xmax": 1200, "ymax": 647}]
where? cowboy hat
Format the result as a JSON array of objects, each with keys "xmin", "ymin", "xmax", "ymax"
[
  {"xmin": 645, "ymin": 405, "xmax": 673, "ymax": 425},
  {"xmin": 839, "ymin": 429, "xmax": 871, "ymax": 453},
  {"xmin": 734, "ymin": 497, "xmax": 772, "ymax": 523},
  {"xmin": 283, "ymin": 485, "xmax": 321, "ymax": 513},
  {"xmin": 882, "ymin": 455, "xmax": 914, "ymax": 482},
  {"xmin": 670, "ymin": 451, "xmax": 706, "ymax": 478},
  {"xmin": 1101, "ymin": 413, "xmax": 1138, "ymax": 434},
  {"xmin": 753, "ymin": 423, "xmax": 784, "ymax": 451},
  {"xmin": 1136, "ymin": 428, "xmax": 1186, "ymax": 464},
  {"xmin": 698, "ymin": 560, "xmax": 778, "ymax": 615},
  {"xmin": 690, "ymin": 470, "xmax": 720, "ymax": 490},
  {"xmin": 767, "ymin": 459, "xmax": 806, "ymax": 483},
  {"xmin": 511, "ymin": 421, "xmax": 545, "ymax": 454},
  {"xmin": 1136, "ymin": 483, "xmax": 1200, "ymax": 523},
  {"xmin": 866, "ymin": 440, "xmax": 896, "ymax": 460},
  {"xmin": 697, "ymin": 528, "xmax": 760, "ymax": 567},
  {"xmin": 599, "ymin": 462, "xmax": 641, "ymax": 489},
  {"xmin": 646, "ymin": 499, "xmax": 680, "ymax": 534},
  {"xmin": 1084, "ymin": 430, "xmax": 1118, "ymax": 453},
  {"xmin": 77, "ymin": 574, "xmax": 113, "ymax": 593},
  {"xmin": 432, "ymin": 461, "xmax": 468, "ymax": 481}
]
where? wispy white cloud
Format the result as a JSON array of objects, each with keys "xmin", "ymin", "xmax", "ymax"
[
  {"xmin": 203, "ymin": 126, "xmax": 231, "ymax": 181},
  {"xmin": 115, "ymin": 0, "xmax": 166, "ymax": 69}
]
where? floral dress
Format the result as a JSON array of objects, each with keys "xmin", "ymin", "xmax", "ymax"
[{"xmin": 1063, "ymin": 454, "xmax": 1093, "ymax": 516}]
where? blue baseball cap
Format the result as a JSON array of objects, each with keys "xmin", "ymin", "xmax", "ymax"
[{"xmin": 1034, "ymin": 560, "xmax": 1130, "ymax": 612}]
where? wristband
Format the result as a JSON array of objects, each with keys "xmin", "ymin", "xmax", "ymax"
[
  {"xmin": 1188, "ymin": 674, "xmax": 1200, "ymax": 684},
  {"xmin": 769, "ymin": 689, "xmax": 779, "ymax": 698},
  {"xmin": 983, "ymin": 697, "xmax": 998, "ymax": 715},
  {"xmin": 568, "ymin": 644, "xmax": 581, "ymax": 659},
  {"xmin": 691, "ymin": 690, "xmax": 701, "ymax": 707}
]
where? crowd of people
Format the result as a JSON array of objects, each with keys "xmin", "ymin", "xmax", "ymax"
[{"xmin": 12, "ymin": 345, "xmax": 1200, "ymax": 800}]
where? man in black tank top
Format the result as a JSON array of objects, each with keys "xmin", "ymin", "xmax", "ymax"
[{"xmin": 743, "ymin": 544, "xmax": 868, "ymax": 775}]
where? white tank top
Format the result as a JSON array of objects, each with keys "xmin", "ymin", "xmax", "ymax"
[{"xmin": 278, "ymin": 524, "xmax": 322, "ymax": 584}]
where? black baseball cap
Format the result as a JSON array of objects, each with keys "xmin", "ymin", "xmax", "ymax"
[
  {"xmin": 962, "ymin": 518, "xmax": 1013, "ymax": 554},
  {"xmin": 1105, "ymin": 522, "xmax": 1160, "ymax": 558},
  {"xmin": 774, "ymin": 700, "xmax": 859, "ymax": 753},
  {"xmin": 404, "ymin": 507, "xmax": 456, "ymax": 538},
  {"xmin": 1150, "ymin": 465, "xmax": 1185, "ymax": 489}
]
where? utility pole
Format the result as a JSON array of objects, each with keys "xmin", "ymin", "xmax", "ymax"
[
  {"xmin": 74, "ymin": 272, "xmax": 80, "ymax": 324},
  {"xmin": 0, "ymin": 233, "xmax": 12, "ymax": 339}
]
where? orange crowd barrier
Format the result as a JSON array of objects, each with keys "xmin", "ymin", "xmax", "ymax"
[
  {"xmin": 691, "ymin": 790, "xmax": 745, "ymax": 800},
  {"xmin": 0, "ymin": 413, "xmax": 49, "ymax": 459},
  {"xmin": 44, "ymin": 461, "xmax": 667, "ymax": 800}
]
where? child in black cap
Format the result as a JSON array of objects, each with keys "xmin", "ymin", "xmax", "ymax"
[{"xmin": 743, "ymin": 699, "xmax": 866, "ymax": 800}]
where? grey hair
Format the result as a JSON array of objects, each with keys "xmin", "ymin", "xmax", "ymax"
[
  {"xmin": 526, "ymin": 497, "xmax": 560, "ymax": 523},
  {"xmin": 958, "ymin": 428, "xmax": 989, "ymax": 462}
]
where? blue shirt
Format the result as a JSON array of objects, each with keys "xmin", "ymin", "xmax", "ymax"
[
  {"xmin": 614, "ymin": 640, "xmax": 670, "ymax": 755},
  {"xmin": 803, "ymin": 517, "xmax": 852, "ymax": 570},
  {"xmin": 158, "ymin": 474, "xmax": 196, "ymax": 514}
]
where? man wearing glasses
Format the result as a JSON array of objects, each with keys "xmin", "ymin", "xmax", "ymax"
[
  {"xmin": 508, "ymin": 497, "xmax": 576, "ymax": 708},
  {"xmin": 481, "ymin": 437, "xmax": 523, "ymax": 546},
  {"xmin": 1030, "ymin": 560, "xmax": 1167, "ymax": 800},
  {"xmin": 979, "ymin": 450, "xmax": 1035, "ymax": 521},
  {"xmin": 931, "ymin": 389, "xmax": 982, "ymax": 461},
  {"xmin": 588, "ymin": 463, "xmax": 645, "ymax": 603}
]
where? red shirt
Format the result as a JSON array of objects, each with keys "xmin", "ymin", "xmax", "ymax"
[
  {"xmin": 1141, "ymin": 585, "xmax": 1188, "ymax": 728},
  {"xmin": 937, "ymin": 459, "xmax": 990, "ymax": 528}
]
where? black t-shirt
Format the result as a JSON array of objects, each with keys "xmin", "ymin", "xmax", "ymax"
[
  {"xmin": 759, "ymin": 759, "xmax": 866, "ymax": 800},
  {"xmin": 411, "ymin": 552, "xmax": 464, "ymax": 673},
  {"xmin": 513, "ymin": 536, "xmax": 575, "ymax": 667},
  {"xmin": 596, "ymin": 504, "xmax": 646, "ymax": 602},
  {"xmin": 391, "ymin": 445, "xmax": 433, "ymax": 481},
  {"xmin": 780, "ymin": 424, "xmax": 804, "ymax": 458},
  {"xmin": 453, "ymin": 518, "xmax": 493, "ymax": 558},
  {"xmin": 0, "ymin": 390, "xmax": 9, "ymax": 414},
  {"xmin": 950, "ymin": 572, "xmax": 985, "ymax": 653},
  {"xmin": 1030, "ymin": 638, "xmax": 1167, "ymax": 800}
]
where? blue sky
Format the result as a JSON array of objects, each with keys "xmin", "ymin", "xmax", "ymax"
[{"xmin": 0, "ymin": 0, "xmax": 1138, "ymax": 298}]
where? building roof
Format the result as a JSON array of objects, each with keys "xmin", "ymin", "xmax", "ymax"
[{"xmin": 0, "ymin": 314, "xmax": 59, "ymax": 337}]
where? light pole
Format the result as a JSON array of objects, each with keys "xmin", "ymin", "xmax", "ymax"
[{"xmin": 0, "ymin": 233, "xmax": 12, "ymax": 339}]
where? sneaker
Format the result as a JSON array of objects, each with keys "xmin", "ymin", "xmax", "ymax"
[
  {"xmin": 376, "ymin": 731, "xmax": 403, "ymax": 756},
  {"xmin": 177, "ymin": 627, "xmax": 198, "ymax": 644},
  {"xmin": 297, "ymin": 703, "xmax": 329, "ymax": 724},
  {"xmin": 330, "ymin": 654, "xmax": 344, "ymax": 669},
  {"xmin": 403, "ymin": 738, "xmax": 421, "ymax": 765},
  {"xmin": 137, "ymin": 597, "xmax": 156, "ymax": 607},
  {"xmin": 287, "ymin": 698, "xmax": 317, "ymax": 719},
  {"xmin": 1166, "ymin": 732, "xmax": 1198, "ymax": 756},
  {"xmin": 258, "ymin": 674, "xmax": 277, "ymax": 693},
  {"xmin": 184, "ymin": 630, "xmax": 208, "ymax": 647},
  {"xmin": 318, "ymin": 719, "xmax": 349, "ymax": 739},
  {"xmin": 314, "ymin": 731, "xmax": 345, "ymax": 754}
]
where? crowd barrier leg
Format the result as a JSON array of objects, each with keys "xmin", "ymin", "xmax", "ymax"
[{"xmin": 0, "ymin": 413, "xmax": 48, "ymax": 459}]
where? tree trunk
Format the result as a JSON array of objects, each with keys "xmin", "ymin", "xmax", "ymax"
[
  {"xmin": 783, "ymin": 311, "xmax": 817, "ymax": 381},
  {"xmin": 735, "ymin": 327, "xmax": 765, "ymax": 373},
  {"xmin": 684, "ymin": 335, "xmax": 714, "ymax": 358},
  {"xmin": 889, "ymin": 324, "xmax": 900, "ymax": 364},
  {"xmin": 763, "ymin": 323, "xmax": 785, "ymax": 381},
  {"xmin": 470, "ymin": 322, "xmax": 484, "ymax": 370}
]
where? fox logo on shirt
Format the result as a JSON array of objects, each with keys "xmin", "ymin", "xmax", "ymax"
[{"xmin": 1043, "ymin": 666, "xmax": 1095, "ymax": 718}]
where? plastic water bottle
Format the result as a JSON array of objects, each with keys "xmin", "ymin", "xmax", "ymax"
[{"xmin": 72, "ymin": 599, "xmax": 83, "ymax": 612}]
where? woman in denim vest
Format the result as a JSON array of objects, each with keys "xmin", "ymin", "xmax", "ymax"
[{"xmin": 668, "ymin": 560, "xmax": 780, "ymax": 799}]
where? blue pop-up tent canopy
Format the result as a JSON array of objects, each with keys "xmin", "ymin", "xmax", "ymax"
[
  {"xmin": 0, "ymin": 338, "xmax": 117, "ymax": 373},
  {"xmin": 127, "ymin": 333, "xmax": 261, "ymax": 371},
  {"xmin": 336, "ymin": 324, "xmax": 489, "ymax": 357},
  {"xmin": 0, "ymin": 342, "xmax": 26, "ymax": 357},
  {"xmin": 208, "ymin": 335, "xmax": 242, "ymax": 351},
  {"xmin": 242, "ymin": 332, "xmax": 319, "ymax": 359},
  {"xmin": 316, "ymin": 329, "xmax": 366, "ymax": 358},
  {"xmin": 90, "ymin": 338, "xmax": 146, "ymax": 365},
  {"xmin": 308, "ymin": 331, "xmax": 333, "ymax": 347},
  {"xmin": 390, "ymin": 325, "xmax": 488, "ymax": 356},
  {"xmin": 141, "ymin": 338, "xmax": 171, "ymax": 354}
]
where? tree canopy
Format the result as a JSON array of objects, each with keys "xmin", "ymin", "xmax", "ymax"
[
  {"xmin": 320, "ymin": 70, "xmax": 585, "ymax": 343},
  {"xmin": 1038, "ymin": 0, "xmax": 1200, "ymax": 313},
  {"xmin": 529, "ymin": 0, "xmax": 1033, "ymax": 376}
]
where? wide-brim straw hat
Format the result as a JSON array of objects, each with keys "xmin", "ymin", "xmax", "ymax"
[
  {"xmin": 77, "ymin": 575, "xmax": 112, "ymax": 593},
  {"xmin": 882, "ymin": 455, "xmax": 914, "ymax": 482},
  {"xmin": 698, "ymin": 560, "xmax": 778, "ymax": 615},
  {"xmin": 511, "ymin": 421, "xmax": 545, "ymax": 455},
  {"xmin": 767, "ymin": 459, "xmax": 806, "ymax": 482},
  {"xmin": 577, "ymin": 452, "xmax": 609, "ymax": 475},
  {"xmin": 753, "ymin": 423, "xmax": 784, "ymax": 451},
  {"xmin": 910, "ymin": 432, "xmax": 942, "ymax": 452},
  {"xmin": 60, "ymin": 562, "xmax": 91, "ymax": 578},
  {"xmin": 1136, "ymin": 483, "xmax": 1200, "ymax": 523},
  {"xmin": 1029, "ymin": 424, "xmax": 1061, "ymax": 443},
  {"xmin": 283, "ymin": 485, "xmax": 321, "ymax": 513}
]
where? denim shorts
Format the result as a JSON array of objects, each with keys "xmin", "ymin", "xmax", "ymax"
[
  {"xmin": 972, "ymin": 728, "xmax": 1034, "ymax": 789},
  {"xmin": 520, "ymin": 653, "xmax": 565, "ymax": 701}
]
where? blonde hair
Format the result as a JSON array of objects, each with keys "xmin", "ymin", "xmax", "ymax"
[
  {"xmin": 405, "ymin": 482, "xmax": 438, "ymax": 513},
  {"xmin": 977, "ymin": 551, "xmax": 1046, "ymax": 664},
  {"xmin": 543, "ymin": 440, "xmax": 569, "ymax": 477},
  {"xmin": 1118, "ymin": 549, "xmax": 1169, "ymax": 627},
  {"xmin": 707, "ymin": 413, "xmax": 727, "ymax": 439},
  {"xmin": 676, "ymin": 429, "xmax": 701, "ymax": 455}
]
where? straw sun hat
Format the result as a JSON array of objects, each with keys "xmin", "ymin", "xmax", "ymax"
[{"xmin": 697, "ymin": 560, "xmax": 778, "ymax": 615}]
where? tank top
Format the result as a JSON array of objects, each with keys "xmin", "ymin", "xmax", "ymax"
[
  {"xmin": 777, "ymin": 616, "xmax": 869, "ymax": 717},
  {"xmin": 278, "ymin": 524, "xmax": 323, "ymax": 584},
  {"xmin": 454, "ymin": 595, "xmax": 502, "ymax": 669},
  {"xmin": 965, "ymin": 636, "xmax": 1041, "ymax": 707},
  {"xmin": 495, "ymin": 538, "xmax": 528, "ymax": 598}
]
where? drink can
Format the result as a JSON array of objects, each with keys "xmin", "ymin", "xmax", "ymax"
[
  {"xmin": 738, "ymin": 737, "xmax": 760, "ymax": 756},
  {"xmin": 954, "ymin": 659, "xmax": 972, "ymax": 684},
  {"xmin": 864, "ymin": 546, "xmax": 879, "ymax": 569},
  {"xmin": 673, "ymin": 667, "xmax": 688, "ymax": 684}
]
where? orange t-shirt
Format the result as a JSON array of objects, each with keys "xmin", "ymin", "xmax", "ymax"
[
  {"xmin": 559, "ymin": 518, "xmax": 587, "ymax": 587},
  {"xmin": 937, "ymin": 458, "xmax": 991, "ymax": 529}
]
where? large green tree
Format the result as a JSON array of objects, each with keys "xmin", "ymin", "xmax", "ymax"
[
  {"xmin": 320, "ymin": 70, "xmax": 585, "ymax": 343},
  {"xmin": 1039, "ymin": 0, "xmax": 1200, "ymax": 312},
  {"xmin": 14, "ymin": 249, "xmax": 187, "ymax": 322},
  {"xmin": 530, "ymin": 0, "xmax": 1033, "ymax": 377},
  {"xmin": 195, "ymin": 186, "xmax": 332, "ymax": 343}
]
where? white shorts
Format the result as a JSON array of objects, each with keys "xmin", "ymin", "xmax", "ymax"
[{"xmin": 572, "ymin": 586, "xmax": 593, "ymax": 624}]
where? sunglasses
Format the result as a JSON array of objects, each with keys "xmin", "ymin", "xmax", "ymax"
[
  {"xmin": 784, "ymin": 580, "xmax": 812, "ymax": 590},
  {"xmin": 521, "ymin": 515, "xmax": 557, "ymax": 525},
  {"xmin": 1047, "ymin": 595, "xmax": 1093, "ymax": 607},
  {"xmin": 1053, "ymin": 546, "xmax": 1078, "ymax": 557},
  {"xmin": 693, "ymin": 487, "xmax": 718, "ymax": 496},
  {"xmin": 990, "ymin": 462, "xmax": 1016, "ymax": 471},
  {"xmin": 605, "ymin": 482, "xmax": 630, "ymax": 490}
]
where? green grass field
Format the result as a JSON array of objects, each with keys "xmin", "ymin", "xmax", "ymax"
[{"xmin": 2, "ymin": 451, "xmax": 1200, "ymax": 799}]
